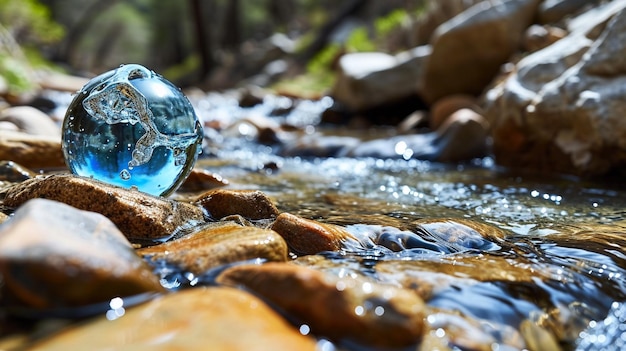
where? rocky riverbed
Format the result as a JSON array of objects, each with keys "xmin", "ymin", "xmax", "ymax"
[
  {"xmin": 0, "ymin": 148, "xmax": 625, "ymax": 350},
  {"xmin": 1, "ymin": 0, "xmax": 626, "ymax": 350}
]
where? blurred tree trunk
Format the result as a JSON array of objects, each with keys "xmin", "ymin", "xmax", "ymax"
[
  {"xmin": 268, "ymin": 0, "xmax": 295, "ymax": 31},
  {"xmin": 299, "ymin": 0, "xmax": 370, "ymax": 62},
  {"xmin": 149, "ymin": 1, "xmax": 190, "ymax": 70},
  {"xmin": 61, "ymin": 0, "xmax": 119, "ymax": 66},
  {"xmin": 91, "ymin": 24, "xmax": 124, "ymax": 70},
  {"xmin": 220, "ymin": 0, "xmax": 241, "ymax": 50},
  {"xmin": 190, "ymin": 0, "xmax": 214, "ymax": 79}
]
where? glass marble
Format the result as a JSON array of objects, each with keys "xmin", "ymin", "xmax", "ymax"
[{"xmin": 62, "ymin": 64, "xmax": 203, "ymax": 196}]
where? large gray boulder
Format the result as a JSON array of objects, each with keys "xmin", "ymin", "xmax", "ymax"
[
  {"xmin": 484, "ymin": 0, "xmax": 626, "ymax": 176},
  {"xmin": 419, "ymin": 0, "xmax": 540, "ymax": 104},
  {"xmin": 331, "ymin": 47, "xmax": 431, "ymax": 112}
]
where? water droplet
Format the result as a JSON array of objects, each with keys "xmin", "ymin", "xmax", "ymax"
[
  {"xmin": 120, "ymin": 169, "xmax": 131, "ymax": 180},
  {"xmin": 374, "ymin": 306, "xmax": 385, "ymax": 316},
  {"xmin": 354, "ymin": 305, "xmax": 364, "ymax": 316},
  {"xmin": 299, "ymin": 324, "xmax": 310, "ymax": 335}
]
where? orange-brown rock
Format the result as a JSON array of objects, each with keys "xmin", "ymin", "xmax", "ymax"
[
  {"xmin": 270, "ymin": 212, "xmax": 358, "ymax": 255},
  {"xmin": 138, "ymin": 222, "xmax": 288, "ymax": 274},
  {"xmin": 179, "ymin": 168, "xmax": 229, "ymax": 192},
  {"xmin": 0, "ymin": 198, "xmax": 163, "ymax": 309},
  {"xmin": 3, "ymin": 174, "xmax": 205, "ymax": 241},
  {"xmin": 217, "ymin": 262, "xmax": 425, "ymax": 348},
  {"xmin": 429, "ymin": 94, "xmax": 479, "ymax": 130},
  {"xmin": 0, "ymin": 131, "xmax": 64, "ymax": 170},
  {"xmin": 195, "ymin": 189, "xmax": 279, "ymax": 220},
  {"xmin": 30, "ymin": 287, "xmax": 317, "ymax": 351},
  {"xmin": 433, "ymin": 108, "xmax": 490, "ymax": 163}
]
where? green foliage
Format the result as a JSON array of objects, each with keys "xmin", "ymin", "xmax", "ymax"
[
  {"xmin": 0, "ymin": 0, "xmax": 63, "ymax": 94},
  {"xmin": 162, "ymin": 54, "xmax": 200, "ymax": 82},
  {"xmin": 306, "ymin": 44, "xmax": 340, "ymax": 74},
  {"xmin": 0, "ymin": 0, "xmax": 64, "ymax": 44},
  {"xmin": 345, "ymin": 27, "xmax": 376, "ymax": 52},
  {"xmin": 375, "ymin": 9, "xmax": 408, "ymax": 38},
  {"xmin": 0, "ymin": 53, "xmax": 35, "ymax": 93},
  {"xmin": 270, "ymin": 73, "xmax": 333, "ymax": 98}
]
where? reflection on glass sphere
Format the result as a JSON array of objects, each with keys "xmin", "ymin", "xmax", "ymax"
[{"xmin": 62, "ymin": 64, "xmax": 203, "ymax": 196}]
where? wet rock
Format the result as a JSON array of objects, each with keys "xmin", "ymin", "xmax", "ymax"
[
  {"xmin": 331, "ymin": 47, "xmax": 431, "ymax": 112},
  {"xmin": 0, "ymin": 198, "xmax": 163, "ymax": 309},
  {"xmin": 520, "ymin": 319, "xmax": 561, "ymax": 351},
  {"xmin": 419, "ymin": 0, "xmax": 540, "ymax": 104},
  {"xmin": 270, "ymin": 212, "xmax": 358, "ymax": 255},
  {"xmin": 411, "ymin": 0, "xmax": 484, "ymax": 46},
  {"xmin": 343, "ymin": 107, "xmax": 489, "ymax": 162},
  {"xmin": 30, "ymin": 287, "xmax": 317, "ymax": 351},
  {"xmin": 195, "ymin": 189, "xmax": 279, "ymax": 220},
  {"xmin": 0, "ymin": 131, "xmax": 65, "ymax": 169},
  {"xmin": 375, "ymin": 255, "xmax": 536, "ymax": 301},
  {"xmin": 0, "ymin": 106, "xmax": 59, "ymax": 137},
  {"xmin": 294, "ymin": 255, "xmax": 531, "ymax": 349},
  {"xmin": 397, "ymin": 110, "xmax": 427, "ymax": 133},
  {"xmin": 485, "ymin": 2, "xmax": 626, "ymax": 176},
  {"xmin": 522, "ymin": 24, "xmax": 567, "ymax": 53},
  {"xmin": 434, "ymin": 108, "xmax": 490, "ymax": 163},
  {"xmin": 279, "ymin": 133, "xmax": 360, "ymax": 157},
  {"xmin": 3, "ymin": 174, "xmax": 205, "ymax": 241},
  {"xmin": 413, "ymin": 218, "xmax": 506, "ymax": 248},
  {"xmin": 238, "ymin": 85, "xmax": 266, "ymax": 107},
  {"xmin": 0, "ymin": 161, "xmax": 36, "ymax": 182},
  {"xmin": 423, "ymin": 311, "xmax": 526, "ymax": 350},
  {"xmin": 138, "ymin": 222, "xmax": 288, "ymax": 275},
  {"xmin": 429, "ymin": 94, "xmax": 480, "ymax": 130},
  {"xmin": 352, "ymin": 218, "xmax": 504, "ymax": 254},
  {"xmin": 178, "ymin": 168, "xmax": 229, "ymax": 192},
  {"xmin": 538, "ymin": 0, "xmax": 600, "ymax": 24},
  {"xmin": 217, "ymin": 262, "xmax": 425, "ymax": 348},
  {"xmin": 0, "ymin": 121, "xmax": 19, "ymax": 132},
  {"xmin": 36, "ymin": 72, "xmax": 90, "ymax": 93}
]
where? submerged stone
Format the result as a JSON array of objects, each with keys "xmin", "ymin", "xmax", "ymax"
[{"xmin": 62, "ymin": 64, "xmax": 203, "ymax": 196}]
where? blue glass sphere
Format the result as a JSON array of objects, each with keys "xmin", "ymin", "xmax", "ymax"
[{"xmin": 62, "ymin": 64, "xmax": 203, "ymax": 196}]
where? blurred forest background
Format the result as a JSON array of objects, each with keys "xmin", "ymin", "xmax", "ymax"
[{"xmin": 0, "ymin": 0, "xmax": 427, "ymax": 95}]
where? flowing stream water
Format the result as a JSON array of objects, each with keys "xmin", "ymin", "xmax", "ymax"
[
  {"xmin": 184, "ymin": 93, "xmax": 626, "ymax": 350},
  {"xmin": 4, "ymin": 91, "xmax": 626, "ymax": 350}
]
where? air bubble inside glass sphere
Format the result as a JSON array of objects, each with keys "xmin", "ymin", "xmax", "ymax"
[{"xmin": 62, "ymin": 64, "xmax": 203, "ymax": 196}]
